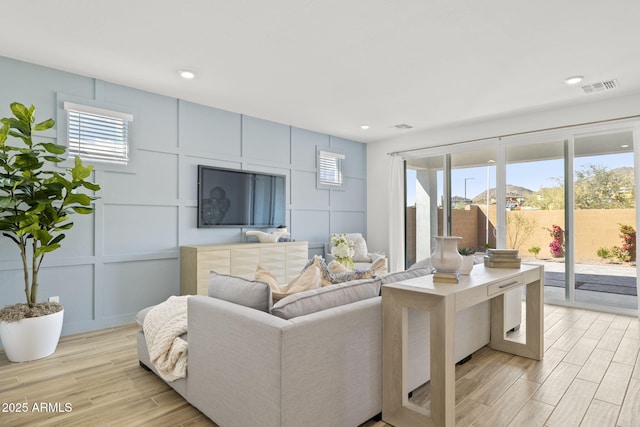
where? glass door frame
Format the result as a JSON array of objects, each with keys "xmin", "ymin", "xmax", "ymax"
[{"xmin": 403, "ymin": 119, "xmax": 640, "ymax": 317}]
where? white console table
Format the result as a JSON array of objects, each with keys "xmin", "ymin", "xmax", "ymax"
[{"xmin": 381, "ymin": 264, "xmax": 544, "ymax": 427}]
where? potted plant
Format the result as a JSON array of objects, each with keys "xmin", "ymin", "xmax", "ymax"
[
  {"xmin": 458, "ymin": 247, "xmax": 476, "ymax": 275},
  {"xmin": 0, "ymin": 102, "xmax": 100, "ymax": 362}
]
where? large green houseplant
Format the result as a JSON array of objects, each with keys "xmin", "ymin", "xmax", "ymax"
[{"xmin": 0, "ymin": 102, "xmax": 100, "ymax": 361}]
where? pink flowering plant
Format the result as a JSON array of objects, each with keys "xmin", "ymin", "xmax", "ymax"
[
  {"xmin": 547, "ymin": 224, "xmax": 564, "ymax": 258},
  {"xmin": 619, "ymin": 224, "xmax": 636, "ymax": 262}
]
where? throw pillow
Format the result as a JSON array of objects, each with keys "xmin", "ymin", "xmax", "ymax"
[
  {"xmin": 208, "ymin": 271, "xmax": 273, "ymax": 312},
  {"xmin": 322, "ymin": 257, "xmax": 378, "ymax": 285},
  {"xmin": 352, "ymin": 236, "xmax": 371, "ymax": 262},
  {"xmin": 328, "ymin": 260, "xmax": 348, "ymax": 274},
  {"xmin": 270, "ymin": 277, "xmax": 382, "ymax": 320},
  {"xmin": 287, "ymin": 255, "xmax": 329, "ymax": 290},
  {"xmin": 255, "ymin": 265, "xmax": 288, "ymax": 302},
  {"xmin": 327, "ymin": 268, "xmax": 375, "ymax": 285},
  {"xmin": 256, "ymin": 256, "xmax": 328, "ymax": 302},
  {"xmin": 371, "ymin": 257, "xmax": 388, "ymax": 275}
]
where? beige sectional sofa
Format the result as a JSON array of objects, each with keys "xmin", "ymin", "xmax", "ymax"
[{"xmin": 136, "ymin": 264, "xmax": 499, "ymax": 427}]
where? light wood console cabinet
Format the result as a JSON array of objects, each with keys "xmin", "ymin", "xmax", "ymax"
[{"xmin": 180, "ymin": 241, "xmax": 309, "ymax": 295}]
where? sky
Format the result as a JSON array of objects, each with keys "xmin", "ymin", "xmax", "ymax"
[{"xmin": 406, "ymin": 152, "xmax": 633, "ymax": 206}]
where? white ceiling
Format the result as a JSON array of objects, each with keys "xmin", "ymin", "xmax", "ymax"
[{"xmin": 3, "ymin": 0, "xmax": 640, "ymax": 143}]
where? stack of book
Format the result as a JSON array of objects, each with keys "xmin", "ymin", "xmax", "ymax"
[
  {"xmin": 433, "ymin": 271, "xmax": 460, "ymax": 283},
  {"xmin": 484, "ymin": 249, "xmax": 521, "ymax": 268}
]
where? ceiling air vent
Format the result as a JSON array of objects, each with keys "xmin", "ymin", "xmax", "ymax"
[
  {"xmin": 581, "ymin": 79, "xmax": 619, "ymax": 94},
  {"xmin": 394, "ymin": 123, "xmax": 414, "ymax": 129}
]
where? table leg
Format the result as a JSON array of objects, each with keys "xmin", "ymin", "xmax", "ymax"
[
  {"xmin": 430, "ymin": 295, "xmax": 456, "ymax": 427},
  {"xmin": 382, "ymin": 287, "xmax": 455, "ymax": 427},
  {"xmin": 489, "ymin": 279, "xmax": 543, "ymax": 360},
  {"xmin": 526, "ymin": 278, "xmax": 544, "ymax": 360},
  {"xmin": 382, "ymin": 288, "xmax": 404, "ymax": 419}
]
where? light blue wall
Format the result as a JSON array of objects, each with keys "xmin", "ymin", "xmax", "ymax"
[{"xmin": 0, "ymin": 56, "xmax": 367, "ymax": 335}]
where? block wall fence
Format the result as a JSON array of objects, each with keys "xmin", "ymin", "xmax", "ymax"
[{"xmin": 407, "ymin": 205, "xmax": 635, "ymax": 263}]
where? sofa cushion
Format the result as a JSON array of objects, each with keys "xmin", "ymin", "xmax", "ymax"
[
  {"xmin": 409, "ymin": 256, "xmax": 432, "ymax": 271},
  {"xmin": 270, "ymin": 277, "xmax": 381, "ymax": 320},
  {"xmin": 352, "ymin": 235, "xmax": 371, "ymax": 262},
  {"xmin": 208, "ymin": 271, "xmax": 273, "ymax": 312},
  {"xmin": 380, "ymin": 268, "xmax": 432, "ymax": 285},
  {"xmin": 135, "ymin": 305, "xmax": 154, "ymax": 327}
]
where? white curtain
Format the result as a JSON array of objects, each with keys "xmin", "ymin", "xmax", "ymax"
[{"xmin": 388, "ymin": 154, "xmax": 405, "ymax": 272}]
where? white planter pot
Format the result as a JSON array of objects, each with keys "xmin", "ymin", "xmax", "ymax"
[
  {"xmin": 460, "ymin": 255, "xmax": 475, "ymax": 275},
  {"xmin": 0, "ymin": 309, "xmax": 64, "ymax": 362}
]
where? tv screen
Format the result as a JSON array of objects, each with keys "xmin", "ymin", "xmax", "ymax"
[{"xmin": 197, "ymin": 165, "xmax": 286, "ymax": 228}]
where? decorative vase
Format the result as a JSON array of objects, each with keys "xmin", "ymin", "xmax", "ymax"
[
  {"xmin": 0, "ymin": 309, "xmax": 64, "ymax": 362},
  {"xmin": 431, "ymin": 236, "xmax": 463, "ymax": 273},
  {"xmin": 460, "ymin": 255, "xmax": 475, "ymax": 275}
]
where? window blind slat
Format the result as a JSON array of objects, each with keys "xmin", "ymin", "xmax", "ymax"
[
  {"xmin": 66, "ymin": 106, "xmax": 131, "ymax": 165},
  {"xmin": 319, "ymin": 151, "xmax": 343, "ymax": 186}
]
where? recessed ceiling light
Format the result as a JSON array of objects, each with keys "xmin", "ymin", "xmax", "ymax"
[
  {"xmin": 360, "ymin": 124, "xmax": 370, "ymax": 130},
  {"xmin": 179, "ymin": 70, "xmax": 195, "ymax": 79},
  {"xmin": 621, "ymin": 144, "xmax": 630, "ymax": 148},
  {"xmin": 565, "ymin": 75, "xmax": 584, "ymax": 85}
]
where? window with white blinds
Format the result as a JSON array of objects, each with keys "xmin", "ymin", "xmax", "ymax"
[
  {"xmin": 64, "ymin": 102, "xmax": 133, "ymax": 165},
  {"xmin": 318, "ymin": 149, "xmax": 345, "ymax": 188}
]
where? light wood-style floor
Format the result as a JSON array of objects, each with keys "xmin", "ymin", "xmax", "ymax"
[
  {"xmin": 0, "ymin": 324, "xmax": 215, "ymax": 427},
  {"xmin": 1, "ymin": 303, "xmax": 639, "ymax": 426}
]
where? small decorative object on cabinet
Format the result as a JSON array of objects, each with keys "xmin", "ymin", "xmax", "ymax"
[
  {"xmin": 246, "ymin": 229, "xmax": 290, "ymax": 243},
  {"xmin": 431, "ymin": 236, "xmax": 463, "ymax": 273}
]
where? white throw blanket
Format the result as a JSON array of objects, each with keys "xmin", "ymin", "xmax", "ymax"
[{"xmin": 143, "ymin": 295, "xmax": 189, "ymax": 382}]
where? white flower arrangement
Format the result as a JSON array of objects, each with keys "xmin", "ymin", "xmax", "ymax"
[{"xmin": 331, "ymin": 233, "xmax": 355, "ymax": 269}]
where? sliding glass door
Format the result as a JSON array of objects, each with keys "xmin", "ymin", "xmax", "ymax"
[
  {"xmin": 406, "ymin": 149, "xmax": 496, "ymax": 269},
  {"xmin": 573, "ymin": 131, "xmax": 637, "ymax": 311},
  {"xmin": 505, "ymin": 139, "xmax": 568, "ymax": 303},
  {"xmin": 450, "ymin": 149, "xmax": 496, "ymax": 253},
  {"xmin": 406, "ymin": 155, "xmax": 444, "ymax": 269},
  {"xmin": 402, "ymin": 121, "xmax": 640, "ymax": 315}
]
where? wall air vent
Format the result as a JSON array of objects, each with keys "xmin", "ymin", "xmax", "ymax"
[
  {"xmin": 581, "ymin": 79, "xmax": 619, "ymax": 94},
  {"xmin": 394, "ymin": 123, "xmax": 414, "ymax": 129}
]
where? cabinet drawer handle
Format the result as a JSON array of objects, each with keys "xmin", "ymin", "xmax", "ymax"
[{"xmin": 498, "ymin": 280, "xmax": 520, "ymax": 289}]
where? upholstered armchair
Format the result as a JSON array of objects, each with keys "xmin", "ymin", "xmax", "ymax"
[{"xmin": 324, "ymin": 233, "xmax": 387, "ymax": 271}]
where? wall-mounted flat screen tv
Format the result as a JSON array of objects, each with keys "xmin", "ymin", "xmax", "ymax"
[{"xmin": 197, "ymin": 165, "xmax": 286, "ymax": 228}]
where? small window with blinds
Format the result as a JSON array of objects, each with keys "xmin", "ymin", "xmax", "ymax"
[
  {"xmin": 64, "ymin": 102, "xmax": 133, "ymax": 165},
  {"xmin": 317, "ymin": 149, "xmax": 345, "ymax": 189}
]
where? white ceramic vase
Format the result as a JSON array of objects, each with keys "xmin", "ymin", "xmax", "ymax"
[
  {"xmin": 460, "ymin": 255, "xmax": 475, "ymax": 275},
  {"xmin": 431, "ymin": 236, "xmax": 463, "ymax": 273},
  {"xmin": 0, "ymin": 309, "xmax": 64, "ymax": 362}
]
